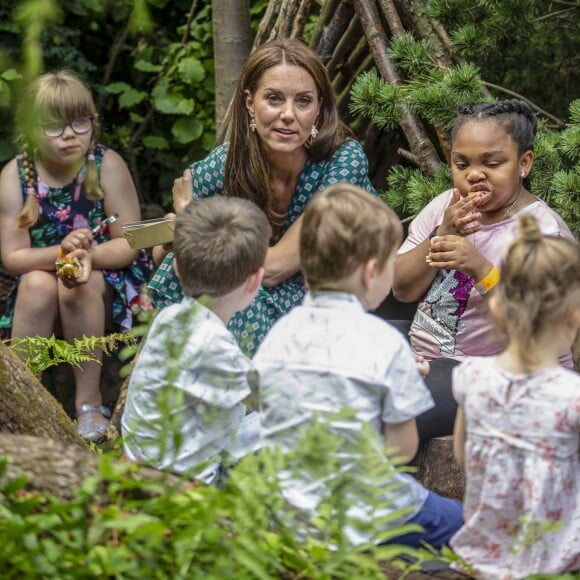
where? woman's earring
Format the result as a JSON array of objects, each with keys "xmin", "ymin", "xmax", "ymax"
[
  {"xmin": 310, "ymin": 125, "xmax": 318, "ymax": 140},
  {"xmin": 521, "ymin": 171, "xmax": 526, "ymax": 177},
  {"xmin": 249, "ymin": 116, "xmax": 256, "ymax": 133}
]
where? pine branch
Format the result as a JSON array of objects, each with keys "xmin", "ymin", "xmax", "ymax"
[{"xmin": 483, "ymin": 81, "xmax": 566, "ymax": 128}]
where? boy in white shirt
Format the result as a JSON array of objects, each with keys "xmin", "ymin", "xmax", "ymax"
[
  {"xmin": 122, "ymin": 196, "xmax": 270, "ymax": 484},
  {"xmin": 254, "ymin": 184, "xmax": 463, "ymax": 547}
]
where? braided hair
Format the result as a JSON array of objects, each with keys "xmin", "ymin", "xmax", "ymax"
[
  {"xmin": 451, "ymin": 99, "xmax": 537, "ymax": 190},
  {"xmin": 16, "ymin": 70, "xmax": 103, "ymax": 229},
  {"xmin": 495, "ymin": 214, "xmax": 580, "ymax": 371}
]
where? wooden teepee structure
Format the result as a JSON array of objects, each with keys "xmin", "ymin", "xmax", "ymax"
[{"xmin": 252, "ymin": 0, "xmax": 459, "ymax": 188}]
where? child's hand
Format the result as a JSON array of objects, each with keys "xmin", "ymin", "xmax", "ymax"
[
  {"xmin": 172, "ymin": 168, "xmax": 194, "ymax": 214},
  {"xmin": 415, "ymin": 354, "xmax": 430, "ymax": 378},
  {"xmin": 439, "ymin": 188, "xmax": 483, "ymax": 237},
  {"xmin": 57, "ymin": 248, "xmax": 92, "ymax": 287},
  {"xmin": 426, "ymin": 234, "xmax": 491, "ymax": 279},
  {"xmin": 61, "ymin": 228, "xmax": 93, "ymax": 253}
]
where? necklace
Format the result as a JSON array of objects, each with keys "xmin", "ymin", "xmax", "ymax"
[{"xmin": 503, "ymin": 186, "xmax": 524, "ymax": 220}]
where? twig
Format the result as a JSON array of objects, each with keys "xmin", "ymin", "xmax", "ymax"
[
  {"xmin": 483, "ymin": 82, "xmax": 566, "ymax": 128},
  {"xmin": 531, "ymin": 6, "xmax": 577, "ymax": 23},
  {"xmin": 397, "ymin": 147, "xmax": 418, "ymax": 165},
  {"xmin": 181, "ymin": 0, "xmax": 199, "ymax": 44}
]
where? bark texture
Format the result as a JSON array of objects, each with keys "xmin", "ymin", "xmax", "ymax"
[
  {"xmin": 0, "ymin": 434, "xmax": 187, "ymax": 502},
  {"xmin": 212, "ymin": 0, "xmax": 252, "ymax": 133}
]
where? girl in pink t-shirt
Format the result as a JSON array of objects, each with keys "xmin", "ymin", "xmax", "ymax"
[
  {"xmin": 451, "ymin": 213, "xmax": 580, "ymax": 578},
  {"xmin": 394, "ymin": 99, "xmax": 574, "ymax": 440}
]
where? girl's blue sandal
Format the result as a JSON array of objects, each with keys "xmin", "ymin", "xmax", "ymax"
[{"xmin": 77, "ymin": 404, "xmax": 111, "ymax": 442}]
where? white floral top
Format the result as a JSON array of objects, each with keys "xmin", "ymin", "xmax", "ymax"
[{"xmin": 451, "ymin": 357, "xmax": 580, "ymax": 579}]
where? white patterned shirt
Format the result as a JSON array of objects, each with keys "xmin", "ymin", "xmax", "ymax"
[
  {"xmin": 254, "ymin": 292, "xmax": 434, "ymax": 545},
  {"xmin": 121, "ymin": 297, "xmax": 259, "ymax": 483}
]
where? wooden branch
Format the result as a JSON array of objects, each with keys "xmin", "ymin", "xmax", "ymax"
[
  {"xmin": 291, "ymin": 0, "xmax": 314, "ymax": 39},
  {"xmin": 353, "ymin": 0, "xmax": 442, "ymax": 174},
  {"xmin": 97, "ymin": 19, "xmax": 131, "ymax": 112},
  {"xmin": 313, "ymin": 0, "xmax": 355, "ymax": 63},
  {"xmin": 483, "ymin": 81, "xmax": 566, "ymax": 128},
  {"xmin": 379, "ymin": 0, "xmax": 405, "ymax": 37},
  {"xmin": 310, "ymin": 0, "xmax": 344, "ymax": 51},
  {"xmin": 531, "ymin": 6, "xmax": 578, "ymax": 23},
  {"xmin": 181, "ymin": 0, "xmax": 199, "ymax": 44},
  {"xmin": 396, "ymin": 147, "xmax": 418, "ymax": 165}
]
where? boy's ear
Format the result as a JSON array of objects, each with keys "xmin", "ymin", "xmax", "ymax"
[
  {"xmin": 245, "ymin": 267, "xmax": 264, "ymax": 295},
  {"xmin": 361, "ymin": 258, "xmax": 378, "ymax": 290}
]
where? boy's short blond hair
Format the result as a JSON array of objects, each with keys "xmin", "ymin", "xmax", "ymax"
[
  {"xmin": 174, "ymin": 196, "xmax": 271, "ymax": 297},
  {"xmin": 300, "ymin": 184, "xmax": 402, "ymax": 292}
]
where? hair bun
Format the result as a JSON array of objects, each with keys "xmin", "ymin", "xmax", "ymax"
[{"xmin": 517, "ymin": 214, "xmax": 542, "ymax": 242}]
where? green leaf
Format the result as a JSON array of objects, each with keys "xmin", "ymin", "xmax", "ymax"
[
  {"xmin": 153, "ymin": 93, "xmax": 195, "ymax": 115},
  {"xmin": 104, "ymin": 81, "xmax": 132, "ymax": 94},
  {"xmin": 118, "ymin": 89, "xmax": 147, "ymax": 109},
  {"xmin": 178, "ymin": 56, "xmax": 205, "ymax": 84},
  {"xmin": 171, "ymin": 118, "xmax": 203, "ymax": 143},
  {"xmin": 1, "ymin": 69, "xmax": 21, "ymax": 81},
  {"xmin": 134, "ymin": 59, "xmax": 162, "ymax": 73},
  {"xmin": 142, "ymin": 135, "xmax": 169, "ymax": 150},
  {"xmin": 0, "ymin": 79, "xmax": 10, "ymax": 108}
]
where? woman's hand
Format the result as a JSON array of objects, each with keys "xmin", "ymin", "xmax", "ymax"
[
  {"xmin": 426, "ymin": 234, "xmax": 492, "ymax": 280},
  {"xmin": 60, "ymin": 228, "xmax": 93, "ymax": 254},
  {"xmin": 437, "ymin": 188, "xmax": 483, "ymax": 237},
  {"xmin": 172, "ymin": 168, "xmax": 193, "ymax": 214}
]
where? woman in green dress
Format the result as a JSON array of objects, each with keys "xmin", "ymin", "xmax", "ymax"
[{"xmin": 149, "ymin": 38, "xmax": 376, "ymax": 355}]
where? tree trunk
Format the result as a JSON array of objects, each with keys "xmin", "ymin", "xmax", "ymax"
[
  {"xmin": 0, "ymin": 341, "xmax": 82, "ymax": 444},
  {"xmin": 212, "ymin": 0, "xmax": 252, "ymax": 134},
  {"xmin": 0, "ymin": 434, "xmax": 187, "ymax": 502}
]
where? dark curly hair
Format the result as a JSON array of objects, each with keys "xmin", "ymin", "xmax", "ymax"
[{"xmin": 451, "ymin": 99, "xmax": 537, "ymax": 190}]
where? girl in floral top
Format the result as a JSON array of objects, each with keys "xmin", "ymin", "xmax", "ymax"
[
  {"xmin": 451, "ymin": 213, "xmax": 580, "ymax": 578},
  {"xmin": 0, "ymin": 71, "xmax": 152, "ymax": 442}
]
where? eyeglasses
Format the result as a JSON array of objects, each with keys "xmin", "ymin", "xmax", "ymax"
[{"xmin": 41, "ymin": 115, "xmax": 94, "ymax": 138}]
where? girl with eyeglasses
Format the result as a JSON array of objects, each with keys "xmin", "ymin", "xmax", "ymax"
[{"xmin": 0, "ymin": 70, "xmax": 152, "ymax": 442}]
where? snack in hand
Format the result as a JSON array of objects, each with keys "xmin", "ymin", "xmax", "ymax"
[{"xmin": 55, "ymin": 248, "xmax": 81, "ymax": 279}]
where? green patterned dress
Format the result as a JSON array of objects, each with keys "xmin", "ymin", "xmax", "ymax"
[{"xmin": 148, "ymin": 139, "xmax": 377, "ymax": 356}]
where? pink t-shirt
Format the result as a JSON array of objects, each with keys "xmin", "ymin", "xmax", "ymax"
[{"xmin": 398, "ymin": 189, "xmax": 574, "ymax": 365}]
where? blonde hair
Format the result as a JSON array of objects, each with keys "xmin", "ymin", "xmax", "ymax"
[
  {"xmin": 173, "ymin": 196, "xmax": 271, "ymax": 297},
  {"xmin": 16, "ymin": 70, "xmax": 102, "ymax": 228},
  {"xmin": 495, "ymin": 214, "xmax": 580, "ymax": 370},
  {"xmin": 300, "ymin": 184, "xmax": 402, "ymax": 292}
]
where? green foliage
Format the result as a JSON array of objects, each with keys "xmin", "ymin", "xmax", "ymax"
[
  {"xmin": 4, "ymin": 333, "xmax": 136, "ymax": 375},
  {"xmin": 0, "ymin": 0, "xmax": 262, "ymax": 208},
  {"xmin": 427, "ymin": 0, "xmax": 578, "ymax": 121},
  {"xmin": 0, "ymin": 422, "xmax": 456, "ymax": 578},
  {"xmin": 350, "ymin": 34, "xmax": 580, "ymax": 236}
]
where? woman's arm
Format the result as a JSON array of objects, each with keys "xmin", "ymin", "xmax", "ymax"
[
  {"xmin": 262, "ymin": 215, "xmax": 302, "ymax": 287},
  {"xmin": 91, "ymin": 149, "xmax": 141, "ymax": 270},
  {"xmin": 453, "ymin": 406, "xmax": 466, "ymax": 472}
]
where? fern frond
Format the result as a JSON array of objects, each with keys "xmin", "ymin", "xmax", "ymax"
[{"xmin": 4, "ymin": 333, "xmax": 136, "ymax": 374}]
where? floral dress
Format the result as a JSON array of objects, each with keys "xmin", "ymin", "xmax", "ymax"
[
  {"xmin": 147, "ymin": 139, "xmax": 377, "ymax": 356},
  {"xmin": 0, "ymin": 144, "xmax": 152, "ymax": 337},
  {"xmin": 451, "ymin": 357, "xmax": 580, "ymax": 578}
]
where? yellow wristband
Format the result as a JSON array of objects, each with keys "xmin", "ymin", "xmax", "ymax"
[{"xmin": 475, "ymin": 266, "xmax": 500, "ymax": 295}]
